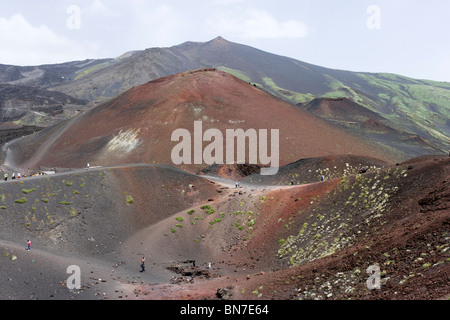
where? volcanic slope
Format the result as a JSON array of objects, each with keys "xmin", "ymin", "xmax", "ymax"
[
  {"xmin": 49, "ymin": 37, "xmax": 450, "ymax": 156},
  {"xmin": 203, "ymin": 154, "xmax": 391, "ymax": 186},
  {"xmin": 8, "ymin": 69, "xmax": 397, "ymax": 173},
  {"xmin": 133, "ymin": 155, "xmax": 450, "ymax": 300},
  {"xmin": 0, "ymin": 164, "xmax": 221, "ymax": 299},
  {"xmin": 0, "ymin": 155, "xmax": 448, "ymax": 300},
  {"xmin": 300, "ymin": 98, "xmax": 444, "ymax": 157}
]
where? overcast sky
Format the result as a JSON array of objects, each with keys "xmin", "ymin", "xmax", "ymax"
[{"xmin": 1, "ymin": 0, "xmax": 449, "ymax": 82}]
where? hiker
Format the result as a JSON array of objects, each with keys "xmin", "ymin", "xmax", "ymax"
[
  {"xmin": 17, "ymin": 172, "xmax": 21, "ymax": 180},
  {"xmin": 140, "ymin": 257, "xmax": 146, "ymax": 272},
  {"xmin": 87, "ymin": 163, "xmax": 90, "ymax": 170},
  {"xmin": 3, "ymin": 173, "xmax": 7, "ymax": 181},
  {"xmin": 320, "ymin": 175, "xmax": 324, "ymax": 182},
  {"xmin": 27, "ymin": 240, "xmax": 31, "ymax": 251},
  {"xmin": 12, "ymin": 172, "xmax": 15, "ymax": 180}
]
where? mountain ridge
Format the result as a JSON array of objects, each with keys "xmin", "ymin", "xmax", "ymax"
[
  {"xmin": 0, "ymin": 37, "xmax": 449, "ymax": 159},
  {"xmin": 44, "ymin": 37, "xmax": 450, "ymax": 157},
  {"xmin": 8, "ymin": 68, "xmax": 396, "ymax": 172}
]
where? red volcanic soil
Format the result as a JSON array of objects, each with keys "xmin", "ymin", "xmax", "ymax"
[
  {"xmin": 0, "ymin": 155, "xmax": 448, "ymax": 301},
  {"xmin": 198, "ymin": 163, "xmax": 263, "ymax": 181},
  {"xmin": 10, "ymin": 69, "xmax": 396, "ymax": 172},
  {"xmin": 240, "ymin": 154, "xmax": 391, "ymax": 186},
  {"xmin": 362, "ymin": 118, "xmax": 396, "ymax": 133},
  {"xmin": 134, "ymin": 155, "xmax": 450, "ymax": 300},
  {"xmin": 302, "ymin": 97, "xmax": 382, "ymax": 121}
]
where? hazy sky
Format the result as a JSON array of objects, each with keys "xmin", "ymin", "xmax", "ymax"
[{"xmin": 1, "ymin": 0, "xmax": 449, "ymax": 82}]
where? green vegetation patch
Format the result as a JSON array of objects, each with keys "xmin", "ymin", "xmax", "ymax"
[
  {"xmin": 262, "ymin": 77, "xmax": 315, "ymax": 104},
  {"xmin": 126, "ymin": 195, "xmax": 134, "ymax": 205},
  {"xmin": 217, "ymin": 66, "xmax": 252, "ymax": 83},
  {"xmin": 15, "ymin": 197, "xmax": 27, "ymax": 204}
]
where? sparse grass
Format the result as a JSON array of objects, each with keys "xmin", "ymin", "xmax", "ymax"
[
  {"xmin": 15, "ymin": 197, "xmax": 27, "ymax": 204},
  {"xmin": 277, "ymin": 166, "xmax": 407, "ymax": 267},
  {"xmin": 217, "ymin": 66, "xmax": 252, "ymax": 83},
  {"xmin": 74, "ymin": 61, "xmax": 112, "ymax": 80},
  {"xmin": 262, "ymin": 77, "xmax": 314, "ymax": 104},
  {"xmin": 126, "ymin": 195, "xmax": 134, "ymax": 205},
  {"xmin": 201, "ymin": 204, "xmax": 215, "ymax": 214},
  {"xmin": 252, "ymin": 286, "xmax": 264, "ymax": 298},
  {"xmin": 22, "ymin": 188, "xmax": 36, "ymax": 194},
  {"xmin": 209, "ymin": 218, "xmax": 222, "ymax": 226}
]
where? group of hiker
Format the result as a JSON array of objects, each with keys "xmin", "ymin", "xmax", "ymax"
[{"xmin": 3, "ymin": 171, "xmax": 21, "ymax": 181}]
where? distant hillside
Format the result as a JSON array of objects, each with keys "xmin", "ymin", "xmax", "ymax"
[
  {"xmin": 47, "ymin": 37, "xmax": 449, "ymax": 155},
  {"xmin": 0, "ymin": 84, "xmax": 88, "ymax": 127},
  {"xmin": 0, "ymin": 58, "xmax": 116, "ymax": 88},
  {"xmin": 1, "ymin": 37, "xmax": 448, "ymax": 157},
  {"xmin": 301, "ymin": 98, "xmax": 383, "ymax": 121},
  {"xmin": 0, "ymin": 57, "xmax": 133, "ymax": 126},
  {"xmin": 8, "ymin": 69, "xmax": 395, "ymax": 172},
  {"xmin": 300, "ymin": 98, "xmax": 444, "ymax": 157}
]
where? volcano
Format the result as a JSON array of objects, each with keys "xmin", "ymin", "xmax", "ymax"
[
  {"xmin": 8, "ymin": 69, "xmax": 395, "ymax": 172},
  {"xmin": 2, "ymin": 37, "xmax": 448, "ymax": 158}
]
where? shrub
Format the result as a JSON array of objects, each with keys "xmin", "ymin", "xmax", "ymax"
[
  {"xmin": 175, "ymin": 216, "xmax": 184, "ymax": 222},
  {"xmin": 126, "ymin": 195, "xmax": 134, "ymax": 205},
  {"xmin": 15, "ymin": 197, "xmax": 27, "ymax": 204},
  {"xmin": 22, "ymin": 188, "xmax": 36, "ymax": 194},
  {"xmin": 60, "ymin": 201, "xmax": 72, "ymax": 205}
]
